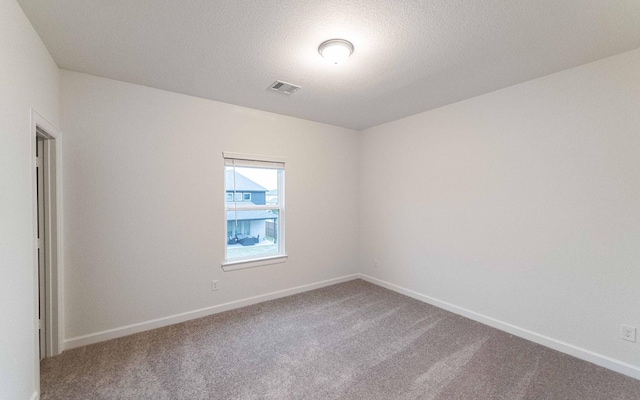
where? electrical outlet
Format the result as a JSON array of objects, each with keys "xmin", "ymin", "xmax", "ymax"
[
  {"xmin": 373, "ymin": 258, "xmax": 379, "ymax": 269},
  {"xmin": 212, "ymin": 280, "xmax": 219, "ymax": 291},
  {"xmin": 621, "ymin": 325, "xmax": 636, "ymax": 342}
]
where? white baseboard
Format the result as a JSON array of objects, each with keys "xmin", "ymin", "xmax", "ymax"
[
  {"xmin": 62, "ymin": 272, "xmax": 640, "ymax": 381},
  {"xmin": 357, "ymin": 273, "xmax": 640, "ymax": 381},
  {"xmin": 65, "ymin": 274, "xmax": 360, "ymax": 350},
  {"xmin": 30, "ymin": 391, "xmax": 38, "ymax": 400}
]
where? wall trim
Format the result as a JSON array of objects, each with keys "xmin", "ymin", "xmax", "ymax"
[
  {"xmin": 63, "ymin": 272, "xmax": 639, "ymax": 380},
  {"xmin": 64, "ymin": 274, "xmax": 360, "ymax": 350},
  {"xmin": 358, "ymin": 274, "xmax": 640, "ymax": 381},
  {"xmin": 31, "ymin": 109, "xmax": 65, "ymax": 358},
  {"xmin": 30, "ymin": 391, "xmax": 38, "ymax": 400}
]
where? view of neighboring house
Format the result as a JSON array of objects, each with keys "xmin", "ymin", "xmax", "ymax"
[
  {"xmin": 225, "ymin": 170, "xmax": 277, "ymax": 245},
  {"xmin": 266, "ymin": 189, "xmax": 278, "ymax": 205}
]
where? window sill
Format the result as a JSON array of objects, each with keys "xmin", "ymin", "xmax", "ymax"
[{"xmin": 222, "ymin": 255, "xmax": 288, "ymax": 272}]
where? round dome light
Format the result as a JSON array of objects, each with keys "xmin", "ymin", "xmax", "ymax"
[{"xmin": 318, "ymin": 39, "xmax": 354, "ymax": 64}]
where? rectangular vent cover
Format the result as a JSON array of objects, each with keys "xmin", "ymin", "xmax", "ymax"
[{"xmin": 268, "ymin": 80, "xmax": 301, "ymax": 95}]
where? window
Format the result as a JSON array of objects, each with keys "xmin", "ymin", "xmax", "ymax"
[{"xmin": 223, "ymin": 152, "xmax": 286, "ymax": 270}]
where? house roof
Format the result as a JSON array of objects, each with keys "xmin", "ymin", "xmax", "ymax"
[
  {"xmin": 226, "ymin": 210, "xmax": 276, "ymax": 221},
  {"xmin": 225, "ymin": 171, "xmax": 267, "ymax": 192}
]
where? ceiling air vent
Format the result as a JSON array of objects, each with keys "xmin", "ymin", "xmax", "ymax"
[{"xmin": 268, "ymin": 80, "xmax": 301, "ymax": 95}]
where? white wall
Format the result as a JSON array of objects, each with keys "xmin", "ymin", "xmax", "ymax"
[
  {"xmin": 60, "ymin": 70, "xmax": 359, "ymax": 341},
  {"xmin": 0, "ymin": 1, "xmax": 60, "ymax": 398},
  {"xmin": 9, "ymin": 3, "xmax": 637, "ymax": 386},
  {"xmin": 360, "ymin": 48, "xmax": 640, "ymax": 371}
]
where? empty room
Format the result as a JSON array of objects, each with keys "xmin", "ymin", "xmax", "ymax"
[{"xmin": 2, "ymin": 0, "xmax": 640, "ymax": 399}]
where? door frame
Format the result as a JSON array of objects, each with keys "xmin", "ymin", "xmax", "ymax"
[{"xmin": 30, "ymin": 109, "xmax": 64, "ymax": 364}]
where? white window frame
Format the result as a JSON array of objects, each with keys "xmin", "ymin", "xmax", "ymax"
[
  {"xmin": 242, "ymin": 192, "xmax": 251, "ymax": 202},
  {"xmin": 222, "ymin": 152, "xmax": 286, "ymax": 271}
]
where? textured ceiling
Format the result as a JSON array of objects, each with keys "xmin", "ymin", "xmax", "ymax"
[{"xmin": 17, "ymin": 0, "xmax": 640, "ymax": 130}]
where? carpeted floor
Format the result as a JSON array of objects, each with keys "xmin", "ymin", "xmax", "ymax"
[{"xmin": 41, "ymin": 280, "xmax": 640, "ymax": 399}]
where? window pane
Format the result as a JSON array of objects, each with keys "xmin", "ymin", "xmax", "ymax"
[
  {"xmin": 225, "ymin": 164, "xmax": 283, "ymax": 261},
  {"xmin": 225, "ymin": 166, "xmax": 279, "ymax": 206},
  {"xmin": 226, "ymin": 214, "xmax": 279, "ymax": 260}
]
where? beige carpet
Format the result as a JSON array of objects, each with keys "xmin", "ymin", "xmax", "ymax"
[{"xmin": 41, "ymin": 280, "xmax": 640, "ymax": 399}]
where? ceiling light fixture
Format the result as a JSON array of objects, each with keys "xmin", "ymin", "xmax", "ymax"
[{"xmin": 318, "ymin": 39, "xmax": 354, "ymax": 65}]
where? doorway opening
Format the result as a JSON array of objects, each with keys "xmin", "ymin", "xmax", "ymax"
[
  {"xmin": 36, "ymin": 135, "xmax": 46, "ymax": 358},
  {"xmin": 32, "ymin": 110, "xmax": 63, "ymax": 360}
]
